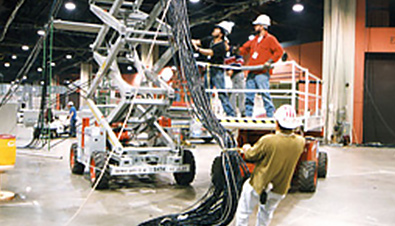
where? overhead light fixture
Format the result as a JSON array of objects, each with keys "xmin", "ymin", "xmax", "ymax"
[
  {"xmin": 50, "ymin": 62, "xmax": 56, "ymax": 67},
  {"xmin": 65, "ymin": 2, "xmax": 76, "ymax": 11},
  {"xmin": 37, "ymin": 30, "xmax": 45, "ymax": 36},
  {"xmin": 293, "ymin": 1, "xmax": 304, "ymax": 12},
  {"xmin": 66, "ymin": 54, "xmax": 73, "ymax": 59},
  {"xmin": 190, "ymin": 0, "xmax": 200, "ymax": 3},
  {"xmin": 22, "ymin": 45, "xmax": 29, "ymax": 51},
  {"xmin": 4, "ymin": 62, "xmax": 10, "ymax": 68},
  {"xmin": 37, "ymin": 67, "xmax": 43, "ymax": 72},
  {"xmin": 11, "ymin": 55, "xmax": 17, "ymax": 60}
]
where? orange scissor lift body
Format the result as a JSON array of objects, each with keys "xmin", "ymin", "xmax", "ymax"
[{"xmin": 225, "ymin": 60, "xmax": 327, "ymax": 193}]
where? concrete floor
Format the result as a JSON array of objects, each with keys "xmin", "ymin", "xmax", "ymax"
[{"xmin": 1, "ymin": 125, "xmax": 395, "ymax": 226}]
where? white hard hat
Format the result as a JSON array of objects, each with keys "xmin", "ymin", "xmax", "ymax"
[
  {"xmin": 216, "ymin": 21, "xmax": 235, "ymax": 35},
  {"xmin": 67, "ymin": 101, "xmax": 74, "ymax": 106},
  {"xmin": 274, "ymin": 104, "xmax": 301, "ymax": 129},
  {"xmin": 252, "ymin": 14, "xmax": 271, "ymax": 27}
]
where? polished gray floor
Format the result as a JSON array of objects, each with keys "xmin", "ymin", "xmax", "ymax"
[{"xmin": 1, "ymin": 125, "xmax": 395, "ymax": 226}]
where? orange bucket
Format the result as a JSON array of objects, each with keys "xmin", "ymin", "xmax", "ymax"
[{"xmin": 0, "ymin": 134, "xmax": 16, "ymax": 166}]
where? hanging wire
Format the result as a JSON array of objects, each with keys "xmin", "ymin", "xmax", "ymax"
[{"xmin": 139, "ymin": 0, "xmax": 249, "ymax": 225}]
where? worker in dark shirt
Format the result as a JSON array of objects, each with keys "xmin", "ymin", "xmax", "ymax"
[{"xmin": 192, "ymin": 21, "xmax": 235, "ymax": 117}]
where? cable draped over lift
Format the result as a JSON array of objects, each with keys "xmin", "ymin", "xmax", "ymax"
[{"xmin": 139, "ymin": 0, "xmax": 249, "ymax": 225}]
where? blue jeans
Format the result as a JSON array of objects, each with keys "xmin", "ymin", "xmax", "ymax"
[
  {"xmin": 205, "ymin": 68, "xmax": 235, "ymax": 117},
  {"xmin": 70, "ymin": 119, "xmax": 76, "ymax": 137},
  {"xmin": 245, "ymin": 72, "xmax": 275, "ymax": 117}
]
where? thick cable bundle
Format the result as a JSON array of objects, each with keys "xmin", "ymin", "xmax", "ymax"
[
  {"xmin": 139, "ymin": 152, "xmax": 249, "ymax": 226},
  {"xmin": 139, "ymin": 0, "xmax": 249, "ymax": 225}
]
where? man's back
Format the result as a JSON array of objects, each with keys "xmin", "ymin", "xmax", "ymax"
[{"xmin": 245, "ymin": 131, "xmax": 305, "ymax": 195}]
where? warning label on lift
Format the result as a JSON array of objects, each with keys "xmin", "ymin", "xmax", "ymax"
[{"xmin": 110, "ymin": 164, "xmax": 190, "ymax": 175}]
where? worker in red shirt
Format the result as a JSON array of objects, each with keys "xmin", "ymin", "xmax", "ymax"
[{"xmin": 239, "ymin": 14, "xmax": 284, "ymax": 117}]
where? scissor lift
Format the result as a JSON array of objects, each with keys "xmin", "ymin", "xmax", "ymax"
[
  {"xmin": 222, "ymin": 61, "xmax": 328, "ymax": 192},
  {"xmin": 68, "ymin": 0, "xmax": 195, "ymax": 189}
]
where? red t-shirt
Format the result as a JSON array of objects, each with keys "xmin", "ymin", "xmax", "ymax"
[{"xmin": 239, "ymin": 31, "xmax": 283, "ymax": 74}]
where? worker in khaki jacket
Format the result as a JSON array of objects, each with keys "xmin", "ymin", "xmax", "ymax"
[{"xmin": 236, "ymin": 104, "xmax": 305, "ymax": 226}]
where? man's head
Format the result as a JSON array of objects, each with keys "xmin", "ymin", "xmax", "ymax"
[
  {"xmin": 274, "ymin": 104, "xmax": 300, "ymax": 131},
  {"xmin": 67, "ymin": 101, "xmax": 74, "ymax": 108},
  {"xmin": 212, "ymin": 27, "xmax": 224, "ymax": 39},
  {"xmin": 213, "ymin": 21, "xmax": 235, "ymax": 39},
  {"xmin": 252, "ymin": 14, "xmax": 271, "ymax": 34}
]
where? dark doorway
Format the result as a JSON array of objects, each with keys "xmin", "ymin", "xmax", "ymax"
[{"xmin": 363, "ymin": 53, "xmax": 395, "ymax": 144}]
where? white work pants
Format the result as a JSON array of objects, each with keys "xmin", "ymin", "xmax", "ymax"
[{"xmin": 236, "ymin": 179, "xmax": 285, "ymax": 226}]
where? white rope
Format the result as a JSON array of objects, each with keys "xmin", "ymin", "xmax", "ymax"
[{"xmin": 64, "ymin": 0, "xmax": 173, "ymax": 225}]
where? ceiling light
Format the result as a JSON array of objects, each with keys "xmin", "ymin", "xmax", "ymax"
[
  {"xmin": 37, "ymin": 30, "xmax": 45, "ymax": 36},
  {"xmin": 50, "ymin": 62, "xmax": 56, "ymax": 67},
  {"xmin": 22, "ymin": 45, "xmax": 29, "ymax": 51},
  {"xmin": 65, "ymin": 2, "xmax": 76, "ymax": 11},
  {"xmin": 190, "ymin": 0, "xmax": 200, "ymax": 3},
  {"xmin": 11, "ymin": 55, "xmax": 17, "ymax": 60},
  {"xmin": 66, "ymin": 54, "xmax": 73, "ymax": 59},
  {"xmin": 4, "ymin": 62, "xmax": 10, "ymax": 68},
  {"xmin": 293, "ymin": 3, "xmax": 304, "ymax": 12},
  {"xmin": 37, "ymin": 67, "xmax": 43, "ymax": 72}
]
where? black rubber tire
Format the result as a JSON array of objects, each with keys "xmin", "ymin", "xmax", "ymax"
[
  {"xmin": 298, "ymin": 160, "xmax": 317, "ymax": 192},
  {"xmin": 211, "ymin": 156, "xmax": 225, "ymax": 191},
  {"xmin": 318, "ymin": 152, "xmax": 328, "ymax": 178},
  {"xmin": 174, "ymin": 150, "xmax": 196, "ymax": 186},
  {"xmin": 70, "ymin": 143, "xmax": 84, "ymax": 175},
  {"xmin": 89, "ymin": 151, "xmax": 110, "ymax": 190}
]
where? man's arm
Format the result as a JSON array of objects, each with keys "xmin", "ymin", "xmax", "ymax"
[
  {"xmin": 269, "ymin": 36, "xmax": 284, "ymax": 63},
  {"xmin": 192, "ymin": 39, "xmax": 215, "ymax": 56},
  {"xmin": 197, "ymin": 47, "xmax": 214, "ymax": 56},
  {"xmin": 242, "ymin": 136, "xmax": 267, "ymax": 162},
  {"xmin": 239, "ymin": 39, "xmax": 252, "ymax": 56},
  {"xmin": 68, "ymin": 111, "xmax": 74, "ymax": 120}
]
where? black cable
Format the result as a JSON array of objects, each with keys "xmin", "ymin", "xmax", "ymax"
[{"xmin": 139, "ymin": 0, "xmax": 250, "ymax": 225}]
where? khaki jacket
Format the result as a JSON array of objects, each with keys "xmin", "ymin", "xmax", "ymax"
[{"xmin": 244, "ymin": 131, "xmax": 305, "ymax": 195}]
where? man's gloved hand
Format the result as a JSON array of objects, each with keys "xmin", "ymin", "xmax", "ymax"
[{"xmin": 260, "ymin": 191, "xmax": 267, "ymax": 204}]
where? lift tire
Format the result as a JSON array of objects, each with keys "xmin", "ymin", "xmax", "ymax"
[
  {"xmin": 318, "ymin": 152, "xmax": 328, "ymax": 178},
  {"xmin": 211, "ymin": 156, "xmax": 225, "ymax": 191},
  {"xmin": 89, "ymin": 151, "xmax": 110, "ymax": 190},
  {"xmin": 70, "ymin": 143, "xmax": 84, "ymax": 175},
  {"xmin": 174, "ymin": 150, "xmax": 196, "ymax": 186},
  {"xmin": 298, "ymin": 160, "xmax": 317, "ymax": 192}
]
